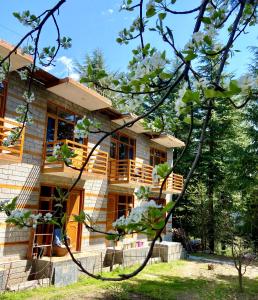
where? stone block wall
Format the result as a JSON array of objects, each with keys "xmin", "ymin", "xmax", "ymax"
[{"xmin": 153, "ymin": 242, "xmax": 186, "ymax": 262}]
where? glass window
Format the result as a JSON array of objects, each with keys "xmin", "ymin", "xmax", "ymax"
[
  {"xmin": 111, "ymin": 132, "xmax": 135, "ymax": 160},
  {"xmin": 120, "ymin": 135, "xmax": 129, "ymax": 144},
  {"xmin": 110, "ymin": 142, "xmax": 116, "ymax": 159},
  {"xmin": 57, "ymin": 120, "xmax": 74, "ymax": 141},
  {"xmin": 150, "ymin": 148, "xmax": 167, "ymax": 167},
  {"xmin": 40, "ymin": 186, "xmax": 52, "ymax": 197},
  {"xmin": 46, "ymin": 117, "xmax": 56, "ymax": 142},
  {"xmin": 117, "ymin": 195, "xmax": 134, "ymax": 219},
  {"xmin": 58, "ymin": 109, "xmax": 75, "ymax": 122}
]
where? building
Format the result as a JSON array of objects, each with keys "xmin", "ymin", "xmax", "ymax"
[{"xmin": 0, "ymin": 40, "xmax": 185, "ymax": 263}]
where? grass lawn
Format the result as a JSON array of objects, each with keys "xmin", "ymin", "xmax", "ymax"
[{"xmin": 1, "ymin": 260, "xmax": 258, "ymax": 300}]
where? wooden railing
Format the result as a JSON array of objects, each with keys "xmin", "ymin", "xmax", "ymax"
[
  {"xmin": 109, "ymin": 159, "xmax": 153, "ymax": 185},
  {"xmin": 42, "ymin": 139, "xmax": 108, "ymax": 175},
  {"xmin": 109, "ymin": 158, "xmax": 184, "ymax": 192},
  {"xmin": 0, "ymin": 117, "xmax": 25, "ymax": 161},
  {"xmin": 166, "ymin": 173, "xmax": 184, "ymax": 192}
]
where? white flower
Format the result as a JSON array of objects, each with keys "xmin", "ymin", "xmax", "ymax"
[
  {"xmin": 174, "ymin": 83, "xmax": 188, "ymax": 116},
  {"xmin": 44, "ymin": 212, "xmax": 53, "ymax": 221},
  {"xmin": 194, "ymin": 77, "xmax": 209, "ymax": 90},
  {"xmin": 53, "ymin": 144, "xmax": 61, "ymax": 157},
  {"xmin": 112, "ymin": 200, "xmax": 162, "ymax": 229},
  {"xmin": 238, "ymin": 75, "xmax": 258, "ymax": 91},
  {"xmin": 17, "ymin": 69, "xmax": 28, "ymax": 81},
  {"xmin": 192, "ymin": 32, "xmax": 205, "ymax": 44},
  {"xmin": 23, "ymin": 91, "xmax": 35, "ymax": 103}
]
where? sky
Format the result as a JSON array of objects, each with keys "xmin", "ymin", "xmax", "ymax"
[{"xmin": 0, "ymin": 0, "xmax": 257, "ymax": 80}]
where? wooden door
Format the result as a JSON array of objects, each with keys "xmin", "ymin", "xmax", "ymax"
[
  {"xmin": 66, "ymin": 190, "xmax": 82, "ymax": 251},
  {"xmin": 106, "ymin": 194, "xmax": 117, "ymax": 232}
]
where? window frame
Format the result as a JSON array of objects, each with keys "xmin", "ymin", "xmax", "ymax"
[
  {"xmin": 150, "ymin": 147, "xmax": 167, "ymax": 167},
  {"xmin": 110, "ymin": 131, "xmax": 136, "ymax": 160}
]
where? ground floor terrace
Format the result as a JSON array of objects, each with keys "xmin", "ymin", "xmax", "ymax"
[{"xmin": 0, "ymin": 241, "xmax": 185, "ymax": 291}]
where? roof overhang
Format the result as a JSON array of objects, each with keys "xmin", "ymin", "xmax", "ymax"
[
  {"xmin": 151, "ymin": 134, "xmax": 185, "ymax": 148},
  {"xmin": 47, "ymin": 77, "xmax": 112, "ymax": 111},
  {"xmin": 112, "ymin": 114, "xmax": 151, "ymax": 134},
  {"xmin": 0, "ymin": 40, "xmax": 33, "ymax": 71}
]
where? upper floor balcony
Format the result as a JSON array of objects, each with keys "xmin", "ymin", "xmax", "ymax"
[
  {"xmin": 109, "ymin": 158, "xmax": 184, "ymax": 194},
  {"xmin": 42, "ymin": 139, "xmax": 109, "ymax": 177},
  {"xmin": 0, "ymin": 117, "xmax": 25, "ymax": 163}
]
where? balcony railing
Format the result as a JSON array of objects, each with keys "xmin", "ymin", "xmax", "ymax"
[
  {"xmin": 0, "ymin": 117, "xmax": 25, "ymax": 161},
  {"xmin": 42, "ymin": 139, "xmax": 108, "ymax": 176},
  {"xmin": 166, "ymin": 173, "xmax": 184, "ymax": 193},
  {"xmin": 109, "ymin": 159, "xmax": 153, "ymax": 186},
  {"xmin": 109, "ymin": 159, "xmax": 184, "ymax": 193}
]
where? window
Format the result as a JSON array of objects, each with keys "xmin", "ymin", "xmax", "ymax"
[
  {"xmin": 46, "ymin": 102, "xmax": 84, "ymax": 144},
  {"xmin": 110, "ymin": 132, "xmax": 136, "ymax": 160},
  {"xmin": 117, "ymin": 195, "xmax": 134, "ymax": 219},
  {"xmin": 106, "ymin": 194, "xmax": 134, "ymax": 231},
  {"xmin": 150, "ymin": 148, "xmax": 167, "ymax": 166}
]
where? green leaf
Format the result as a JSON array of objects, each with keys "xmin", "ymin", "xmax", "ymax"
[
  {"xmin": 183, "ymin": 50, "xmax": 197, "ymax": 62},
  {"xmin": 203, "ymin": 35, "xmax": 212, "ymax": 46},
  {"xmin": 153, "ymin": 219, "xmax": 165, "ymax": 230},
  {"xmin": 158, "ymin": 13, "xmax": 167, "ymax": 20},
  {"xmin": 183, "ymin": 116, "xmax": 192, "ymax": 124},
  {"xmin": 146, "ymin": 7, "xmax": 156, "ymax": 18},
  {"xmin": 61, "ymin": 213, "xmax": 67, "ymax": 226},
  {"xmin": 106, "ymin": 234, "xmax": 119, "ymax": 241},
  {"xmin": 155, "ymin": 163, "xmax": 172, "ymax": 179},
  {"xmin": 116, "ymin": 38, "xmax": 123, "ymax": 43},
  {"xmin": 229, "ymin": 80, "xmax": 242, "ymax": 94},
  {"xmin": 13, "ymin": 12, "xmax": 21, "ymax": 19},
  {"xmin": 112, "ymin": 79, "xmax": 119, "ymax": 86},
  {"xmin": 182, "ymin": 89, "xmax": 200, "ymax": 104},
  {"xmin": 162, "ymin": 201, "xmax": 174, "ymax": 213},
  {"xmin": 202, "ymin": 17, "xmax": 211, "ymax": 24},
  {"xmin": 204, "ymin": 88, "xmax": 218, "ymax": 98},
  {"xmin": 121, "ymin": 85, "xmax": 132, "ymax": 93},
  {"xmin": 46, "ymin": 156, "xmax": 58, "ymax": 162}
]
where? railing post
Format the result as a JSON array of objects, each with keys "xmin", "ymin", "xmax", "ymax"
[{"xmin": 128, "ymin": 159, "xmax": 131, "ymax": 182}]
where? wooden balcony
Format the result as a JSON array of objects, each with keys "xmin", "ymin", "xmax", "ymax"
[
  {"xmin": 153, "ymin": 173, "xmax": 184, "ymax": 194},
  {"xmin": 0, "ymin": 117, "xmax": 25, "ymax": 163},
  {"xmin": 42, "ymin": 139, "xmax": 108, "ymax": 177},
  {"xmin": 109, "ymin": 159, "xmax": 153, "ymax": 187},
  {"xmin": 109, "ymin": 159, "xmax": 184, "ymax": 193}
]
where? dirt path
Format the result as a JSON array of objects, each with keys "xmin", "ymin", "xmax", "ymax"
[{"xmin": 187, "ymin": 257, "xmax": 258, "ymax": 279}]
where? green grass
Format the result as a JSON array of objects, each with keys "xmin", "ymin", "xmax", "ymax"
[{"xmin": 1, "ymin": 260, "xmax": 258, "ymax": 300}]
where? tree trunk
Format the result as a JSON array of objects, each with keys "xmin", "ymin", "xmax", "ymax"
[
  {"xmin": 238, "ymin": 265, "xmax": 243, "ymax": 292},
  {"xmin": 207, "ymin": 123, "xmax": 215, "ymax": 253}
]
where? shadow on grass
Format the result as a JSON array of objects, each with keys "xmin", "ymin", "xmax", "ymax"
[{"xmin": 108, "ymin": 274, "xmax": 258, "ymax": 300}]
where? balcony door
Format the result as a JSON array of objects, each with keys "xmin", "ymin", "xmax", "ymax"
[
  {"xmin": 45, "ymin": 103, "xmax": 87, "ymax": 164},
  {"xmin": 110, "ymin": 132, "xmax": 135, "ymax": 160}
]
